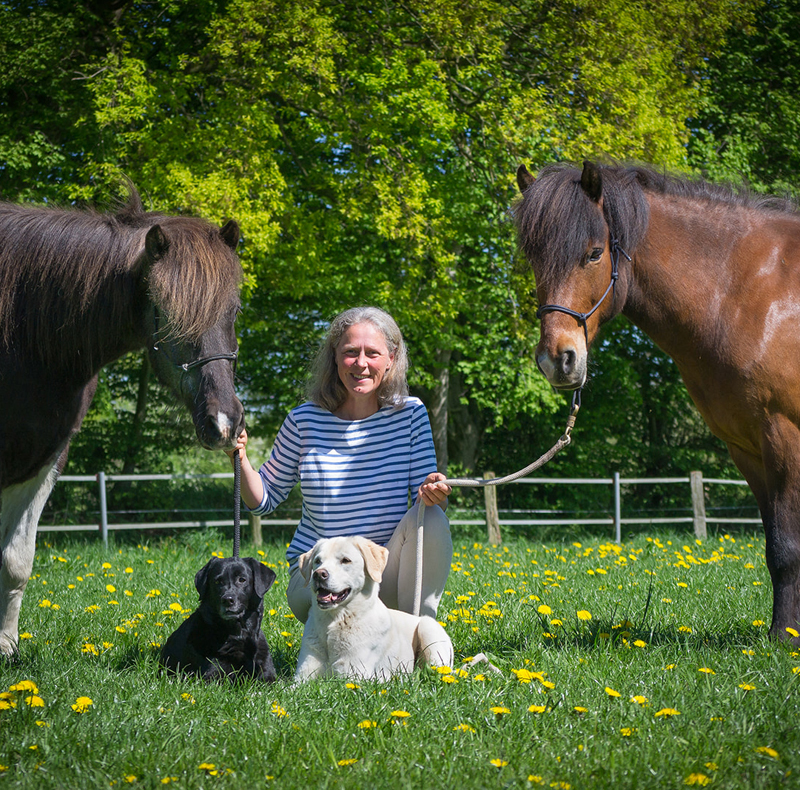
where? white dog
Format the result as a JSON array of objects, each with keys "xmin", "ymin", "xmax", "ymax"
[{"xmin": 294, "ymin": 536, "xmax": 454, "ymax": 681}]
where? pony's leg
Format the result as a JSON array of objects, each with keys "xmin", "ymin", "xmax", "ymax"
[
  {"xmin": 730, "ymin": 438, "xmax": 800, "ymax": 645},
  {"xmin": 0, "ymin": 456, "xmax": 62, "ymax": 655}
]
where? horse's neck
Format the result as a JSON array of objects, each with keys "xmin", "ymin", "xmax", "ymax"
[{"xmin": 623, "ymin": 196, "xmax": 748, "ymax": 359}]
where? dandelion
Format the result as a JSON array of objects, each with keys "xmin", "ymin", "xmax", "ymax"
[
  {"xmin": 573, "ymin": 707, "xmax": 588, "ymax": 713},
  {"xmin": 528, "ymin": 705, "xmax": 546, "ymax": 714},
  {"xmin": 631, "ymin": 695, "xmax": 647, "ymax": 705},
  {"xmin": 620, "ymin": 727, "xmax": 636, "ymax": 736},
  {"xmin": 489, "ymin": 759, "xmax": 508, "ymax": 767},
  {"xmin": 357, "ymin": 720, "xmax": 376, "ymax": 729},
  {"xmin": 655, "ymin": 708, "xmax": 680, "ymax": 717},
  {"xmin": 755, "ymin": 746, "xmax": 779, "ymax": 759},
  {"xmin": 684, "ymin": 774, "xmax": 711, "ymax": 786},
  {"xmin": 345, "ymin": 683, "xmax": 360, "ymax": 690},
  {"xmin": 454, "ymin": 723, "xmax": 476, "ymax": 733},
  {"xmin": 786, "ymin": 627, "xmax": 799, "ymax": 638},
  {"xmin": 25, "ymin": 695, "xmax": 45, "ymax": 708},
  {"xmin": 106, "ymin": 584, "xmax": 116, "ymax": 593},
  {"xmin": 633, "ymin": 640, "xmax": 647, "ymax": 648},
  {"xmin": 738, "ymin": 683, "xmax": 756, "ymax": 691},
  {"xmin": 271, "ymin": 703, "xmax": 288, "ymax": 717},
  {"xmin": 605, "ymin": 687, "xmax": 621, "ymax": 698},
  {"xmin": 537, "ymin": 604, "xmax": 552, "ymax": 616},
  {"xmin": 698, "ymin": 667, "xmax": 716, "ymax": 675},
  {"xmin": 577, "ymin": 610, "xmax": 592, "ymax": 621},
  {"xmin": 337, "ymin": 759, "xmax": 358, "ymax": 766},
  {"xmin": 752, "ymin": 619, "xmax": 764, "ymax": 626},
  {"xmin": 9, "ymin": 680, "xmax": 38, "ymax": 694},
  {"xmin": 71, "ymin": 696, "xmax": 93, "ymax": 713},
  {"xmin": 390, "ymin": 710, "xmax": 410, "ymax": 720},
  {"xmin": 19, "ymin": 633, "xmax": 33, "ymax": 640},
  {"xmin": 528, "ymin": 777, "xmax": 544, "ymax": 785},
  {"xmin": 490, "ymin": 706, "xmax": 511, "ymax": 716}
]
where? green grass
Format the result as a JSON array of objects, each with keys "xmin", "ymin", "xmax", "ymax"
[{"xmin": 2, "ymin": 527, "xmax": 798, "ymax": 789}]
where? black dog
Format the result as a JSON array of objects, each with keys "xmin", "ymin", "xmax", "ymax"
[{"xmin": 160, "ymin": 556, "xmax": 277, "ymax": 682}]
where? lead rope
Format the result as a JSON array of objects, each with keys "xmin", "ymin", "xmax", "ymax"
[
  {"xmin": 233, "ymin": 451, "xmax": 241, "ymax": 559},
  {"xmin": 411, "ymin": 391, "xmax": 581, "ymax": 616}
]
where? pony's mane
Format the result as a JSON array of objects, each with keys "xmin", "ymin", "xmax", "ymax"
[
  {"xmin": 0, "ymin": 188, "xmax": 241, "ymax": 367},
  {"xmin": 514, "ymin": 162, "xmax": 799, "ymax": 287}
]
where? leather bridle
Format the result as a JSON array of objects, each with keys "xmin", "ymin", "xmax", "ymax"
[{"xmin": 535, "ymin": 239, "xmax": 631, "ymax": 347}]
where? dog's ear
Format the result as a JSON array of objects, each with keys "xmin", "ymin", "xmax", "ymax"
[
  {"xmin": 194, "ymin": 558, "xmax": 216, "ymax": 598},
  {"xmin": 247, "ymin": 558, "xmax": 276, "ymax": 599},
  {"xmin": 297, "ymin": 546, "xmax": 317, "ymax": 586},
  {"xmin": 355, "ymin": 537, "xmax": 389, "ymax": 583}
]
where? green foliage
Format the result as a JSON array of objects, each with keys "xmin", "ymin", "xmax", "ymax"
[{"xmin": 688, "ymin": 0, "xmax": 800, "ymax": 195}]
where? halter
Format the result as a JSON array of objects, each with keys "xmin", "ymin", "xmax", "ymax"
[
  {"xmin": 535, "ymin": 239, "xmax": 631, "ymax": 346},
  {"xmin": 151, "ymin": 308, "xmax": 238, "ymax": 372}
]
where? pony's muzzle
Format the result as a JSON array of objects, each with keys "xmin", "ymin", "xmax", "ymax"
[
  {"xmin": 536, "ymin": 333, "xmax": 587, "ymax": 390},
  {"xmin": 197, "ymin": 399, "xmax": 245, "ymax": 450}
]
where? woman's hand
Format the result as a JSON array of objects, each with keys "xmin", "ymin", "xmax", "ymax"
[
  {"xmin": 418, "ymin": 472, "xmax": 451, "ymax": 508},
  {"xmin": 225, "ymin": 428, "xmax": 249, "ymax": 465}
]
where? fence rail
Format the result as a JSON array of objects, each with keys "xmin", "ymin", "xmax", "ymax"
[{"xmin": 43, "ymin": 470, "xmax": 760, "ymax": 546}]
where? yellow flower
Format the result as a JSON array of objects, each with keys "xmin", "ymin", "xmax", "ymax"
[
  {"xmin": 528, "ymin": 705, "xmax": 546, "ymax": 714},
  {"xmin": 633, "ymin": 640, "xmax": 647, "ymax": 648},
  {"xmin": 357, "ymin": 720, "xmax": 376, "ymax": 729},
  {"xmin": 25, "ymin": 695, "xmax": 45, "ymax": 708},
  {"xmin": 106, "ymin": 584, "xmax": 116, "ymax": 593},
  {"xmin": 631, "ymin": 695, "xmax": 647, "ymax": 705},
  {"xmin": 785, "ymin": 627, "xmax": 799, "ymax": 638},
  {"xmin": 655, "ymin": 708, "xmax": 680, "ymax": 717},
  {"xmin": 573, "ymin": 707, "xmax": 588, "ymax": 713},
  {"xmin": 454, "ymin": 723, "xmax": 476, "ymax": 733},
  {"xmin": 345, "ymin": 683, "xmax": 359, "ymax": 690},
  {"xmin": 489, "ymin": 759, "xmax": 508, "ymax": 767},
  {"xmin": 577, "ymin": 610, "xmax": 592, "ymax": 621},
  {"xmin": 537, "ymin": 604, "xmax": 552, "ymax": 616},
  {"xmin": 390, "ymin": 710, "xmax": 410, "ymax": 718},
  {"xmin": 698, "ymin": 667, "xmax": 715, "ymax": 674},
  {"xmin": 738, "ymin": 683, "xmax": 756, "ymax": 691},
  {"xmin": 755, "ymin": 746, "xmax": 779, "ymax": 759},
  {"xmin": 9, "ymin": 680, "xmax": 38, "ymax": 694},
  {"xmin": 337, "ymin": 759, "xmax": 358, "ymax": 766},
  {"xmin": 620, "ymin": 727, "xmax": 636, "ymax": 736},
  {"xmin": 490, "ymin": 706, "xmax": 510, "ymax": 716},
  {"xmin": 684, "ymin": 773, "xmax": 711, "ymax": 786},
  {"xmin": 71, "ymin": 696, "xmax": 93, "ymax": 713},
  {"xmin": 605, "ymin": 687, "xmax": 621, "ymax": 698}
]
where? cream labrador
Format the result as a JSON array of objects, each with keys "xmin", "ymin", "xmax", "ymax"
[{"xmin": 294, "ymin": 536, "xmax": 454, "ymax": 681}]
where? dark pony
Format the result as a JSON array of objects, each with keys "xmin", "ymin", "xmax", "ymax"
[
  {"xmin": 0, "ymin": 187, "xmax": 245, "ymax": 654},
  {"xmin": 515, "ymin": 160, "xmax": 800, "ymax": 642}
]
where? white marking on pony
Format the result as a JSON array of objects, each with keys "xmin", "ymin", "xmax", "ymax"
[
  {"xmin": 757, "ymin": 297, "xmax": 800, "ymax": 360},
  {"xmin": 216, "ymin": 411, "xmax": 232, "ymax": 440},
  {"xmin": 0, "ymin": 453, "xmax": 64, "ymax": 655}
]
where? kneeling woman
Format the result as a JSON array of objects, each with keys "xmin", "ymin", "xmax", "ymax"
[{"xmin": 228, "ymin": 306, "xmax": 452, "ymax": 623}]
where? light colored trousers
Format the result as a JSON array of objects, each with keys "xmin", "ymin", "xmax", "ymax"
[{"xmin": 286, "ymin": 502, "xmax": 452, "ymax": 624}]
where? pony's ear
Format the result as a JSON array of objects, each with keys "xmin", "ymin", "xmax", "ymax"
[
  {"xmin": 220, "ymin": 220, "xmax": 240, "ymax": 250},
  {"xmin": 580, "ymin": 161, "xmax": 603, "ymax": 203},
  {"xmin": 516, "ymin": 164, "xmax": 535, "ymax": 194},
  {"xmin": 144, "ymin": 224, "xmax": 169, "ymax": 261}
]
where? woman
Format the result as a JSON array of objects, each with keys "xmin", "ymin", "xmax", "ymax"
[{"xmin": 229, "ymin": 306, "xmax": 452, "ymax": 623}]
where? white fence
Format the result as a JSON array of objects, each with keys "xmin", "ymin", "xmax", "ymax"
[{"xmin": 44, "ymin": 470, "xmax": 760, "ymax": 546}]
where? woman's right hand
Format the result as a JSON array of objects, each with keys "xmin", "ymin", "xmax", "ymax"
[{"xmin": 226, "ymin": 428, "xmax": 249, "ymax": 463}]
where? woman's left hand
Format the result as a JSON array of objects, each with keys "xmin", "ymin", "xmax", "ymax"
[{"xmin": 418, "ymin": 472, "xmax": 451, "ymax": 507}]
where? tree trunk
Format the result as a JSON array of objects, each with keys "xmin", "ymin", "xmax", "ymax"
[
  {"xmin": 429, "ymin": 348, "xmax": 451, "ymax": 474},
  {"xmin": 121, "ymin": 352, "xmax": 151, "ymax": 475}
]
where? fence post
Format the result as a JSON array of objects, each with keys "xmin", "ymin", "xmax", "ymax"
[
  {"xmin": 249, "ymin": 512, "xmax": 262, "ymax": 547},
  {"xmin": 484, "ymin": 471, "xmax": 502, "ymax": 544},
  {"xmin": 690, "ymin": 470, "xmax": 707, "ymax": 539},
  {"xmin": 613, "ymin": 472, "xmax": 621, "ymax": 544},
  {"xmin": 97, "ymin": 471, "xmax": 108, "ymax": 548}
]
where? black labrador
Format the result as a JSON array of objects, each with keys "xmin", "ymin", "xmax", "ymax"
[{"xmin": 160, "ymin": 556, "xmax": 277, "ymax": 682}]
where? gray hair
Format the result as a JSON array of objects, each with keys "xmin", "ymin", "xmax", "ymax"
[{"xmin": 306, "ymin": 306, "xmax": 409, "ymax": 412}]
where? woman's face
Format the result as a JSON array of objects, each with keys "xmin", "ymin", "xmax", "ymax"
[{"xmin": 335, "ymin": 322, "xmax": 394, "ymax": 406}]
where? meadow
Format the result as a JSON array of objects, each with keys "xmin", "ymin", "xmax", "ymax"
[{"xmin": 1, "ymin": 524, "xmax": 798, "ymax": 789}]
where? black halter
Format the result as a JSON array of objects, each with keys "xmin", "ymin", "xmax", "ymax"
[
  {"xmin": 536, "ymin": 239, "xmax": 631, "ymax": 346},
  {"xmin": 151, "ymin": 308, "xmax": 238, "ymax": 372}
]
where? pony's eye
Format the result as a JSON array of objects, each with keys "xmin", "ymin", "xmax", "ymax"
[{"xmin": 588, "ymin": 247, "xmax": 603, "ymax": 262}]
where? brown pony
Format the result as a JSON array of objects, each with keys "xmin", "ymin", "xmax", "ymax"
[
  {"xmin": 515, "ymin": 160, "xmax": 800, "ymax": 642},
  {"xmin": 0, "ymin": 187, "xmax": 245, "ymax": 655}
]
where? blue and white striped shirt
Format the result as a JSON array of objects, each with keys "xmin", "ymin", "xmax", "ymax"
[{"xmin": 250, "ymin": 397, "xmax": 438, "ymax": 568}]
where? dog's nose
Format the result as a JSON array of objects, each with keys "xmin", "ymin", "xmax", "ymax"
[{"xmin": 313, "ymin": 568, "xmax": 328, "ymax": 582}]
